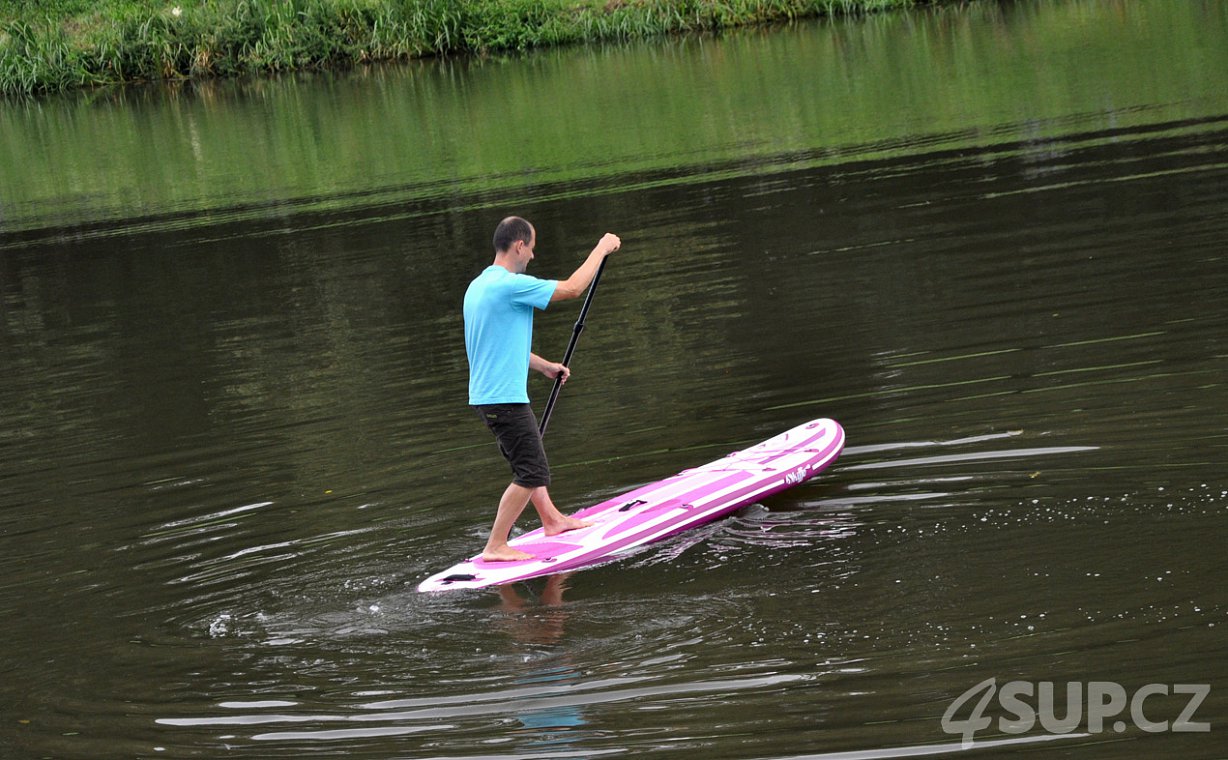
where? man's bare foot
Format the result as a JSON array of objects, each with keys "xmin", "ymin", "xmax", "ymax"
[
  {"xmin": 543, "ymin": 515, "xmax": 593, "ymax": 536},
  {"xmin": 482, "ymin": 545, "xmax": 533, "ymax": 562}
]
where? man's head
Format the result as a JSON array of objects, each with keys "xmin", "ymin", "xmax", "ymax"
[
  {"xmin": 493, "ymin": 216, "xmax": 536, "ymax": 273},
  {"xmin": 494, "ymin": 216, "xmax": 535, "ymax": 253}
]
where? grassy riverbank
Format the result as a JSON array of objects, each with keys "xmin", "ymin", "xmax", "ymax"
[{"xmin": 1, "ymin": 0, "xmax": 929, "ymax": 96}]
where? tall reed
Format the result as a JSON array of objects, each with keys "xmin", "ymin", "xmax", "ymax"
[{"xmin": 1, "ymin": 0, "xmax": 925, "ymax": 96}]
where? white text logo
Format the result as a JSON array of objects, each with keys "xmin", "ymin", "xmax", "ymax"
[{"xmin": 941, "ymin": 678, "xmax": 1211, "ymax": 748}]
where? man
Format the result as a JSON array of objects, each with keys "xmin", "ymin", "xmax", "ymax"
[{"xmin": 464, "ymin": 216, "xmax": 621, "ymax": 561}]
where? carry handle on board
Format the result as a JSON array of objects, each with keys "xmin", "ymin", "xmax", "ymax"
[{"xmin": 539, "ymin": 254, "xmax": 609, "ymax": 437}]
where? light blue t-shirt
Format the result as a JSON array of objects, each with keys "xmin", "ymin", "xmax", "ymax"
[{"xmin": 464, "ymin": 266, "xmax": 558, "ymax": 405}]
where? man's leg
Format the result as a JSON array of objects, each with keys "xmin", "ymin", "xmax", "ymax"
[
  {"xmin": 528, "ymin": 487, "xmax": 592, "ymax": 536},
  {"xmin": 483, "ymin": 481, "xmax": 535, "ymax": 562},
  {"xmin": 483, "ymin": 483, "xmax": 595, "ymax": 562}
]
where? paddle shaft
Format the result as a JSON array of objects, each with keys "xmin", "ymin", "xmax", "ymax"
[{"xmin": 539, "ymin": 255, "xmax": 609, "ymax": 436}]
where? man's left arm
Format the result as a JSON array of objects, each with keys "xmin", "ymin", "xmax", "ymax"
[{"xmin": 530, "ymin": 353, "xmax": 570, "ymax": 382}]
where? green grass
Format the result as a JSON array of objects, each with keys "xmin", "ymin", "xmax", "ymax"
[{"xmin": 1, "ymin": 0, "xmax": 926, "ymax": 96}]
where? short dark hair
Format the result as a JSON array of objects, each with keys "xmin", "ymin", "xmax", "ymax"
[{"xmin": 493, "ymin": 216, "xmax": 534, "ymax": 253}]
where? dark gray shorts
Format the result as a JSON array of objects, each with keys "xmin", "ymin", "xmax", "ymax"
[{"xmin": 474, "ymin": 403, "xmax": 551, "ymax": 488}]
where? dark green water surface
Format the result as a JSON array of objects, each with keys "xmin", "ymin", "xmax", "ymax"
[{"xmin": 2, "ymin": 1, "xmax": 1227, "ymax": 757}]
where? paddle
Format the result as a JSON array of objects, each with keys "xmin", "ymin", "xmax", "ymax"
[{"xmin": 538, "ymin": 255, "xmax": 609, "ymax": 436}]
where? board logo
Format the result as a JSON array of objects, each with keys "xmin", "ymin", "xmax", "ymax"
[{"xmin": 783, "ymin": 465, "xmax": 811, "ymax": 485}]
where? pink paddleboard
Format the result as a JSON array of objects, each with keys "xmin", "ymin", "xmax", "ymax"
[{"xmin": 418, "ymin": 418, "xmax": 844, "ymax": 592}]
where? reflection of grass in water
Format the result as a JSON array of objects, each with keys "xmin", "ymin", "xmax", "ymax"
[
  {"xmin": 4, "ymin": 1, "xmax": 1223, "ymax": 238},
  {"xmin": 1, "ymin": 0, "xmax": 918, "ymax": 95}
]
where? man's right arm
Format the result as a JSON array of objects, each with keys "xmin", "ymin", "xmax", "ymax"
[{"xmin": 551, "ymin": 233, "xmax": 621, "ymax": 301}]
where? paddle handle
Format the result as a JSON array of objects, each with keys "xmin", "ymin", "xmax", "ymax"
[{"xmin": 539, "ymin": 255, "xmax": 609, "ymax": 437}]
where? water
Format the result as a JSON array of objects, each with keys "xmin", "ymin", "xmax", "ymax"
[{"xmin": 2, "ymin": 0, "xmax": 1227, "ymax": 757}]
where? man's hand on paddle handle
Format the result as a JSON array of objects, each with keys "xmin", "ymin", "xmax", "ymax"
[
  {"xmin": 552, "ymin": 232, "xmax": 622, "ymax": 302},
  {"xmin": 595, "ymin": 232, "xmax": 621, "ymax": 257}
]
